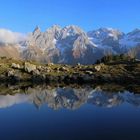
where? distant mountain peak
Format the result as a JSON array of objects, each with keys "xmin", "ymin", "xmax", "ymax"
[
  {"xmin": 33, "ymin": 26, "xmax": 41, "ymax": 35},
  {"xmin": 46, "ymin": 25, "xmax": 62, "ymax": 31},
  {"xmin": 132, "ymin": 28, "xmax": 140, "ymax": 32},
  {"xmin": 127, "ymin": 28, "xmax": 140, "ymax": 36}
]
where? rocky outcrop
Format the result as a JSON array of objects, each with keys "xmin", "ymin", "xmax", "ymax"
[
  {"xmin": 7, "ymin": 70, "xmax": 15, "ymax": 77},
  {"xmin": 24, "ymin": 62, "xmax": 36, "ymax": 73},
  {"xmin": 11, "ymin": 63, "xmax": 21, "ymax": 69},
  {"xmin": 95, "ymin": 65, "xmax": 101, "ymax": 72},
  {"xmin": 94, "ymin": 63, "xmax": 106, "ymax": 72},
  {"xmin": 0, "ymin": 58, "xmax": 140, "ymax": 84}
]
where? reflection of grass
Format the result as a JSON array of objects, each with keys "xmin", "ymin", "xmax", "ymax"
[
  {"xmin": 96, "ymin": 84, "xmax": 126, "ymax": 93},
  {"xmin": 0, "ymin": 82, "xmax": 34, "ymax": 95},
  {"xmin": 0, "ymin": 85, "xmax": 23, "ymax": 95},
  {"xmin": 127, "ymin": 85, "xmax": 140, "ymax": 94},
  {"xmin": 0, "ymin": 83, "xmax": 140, "ymax": 95}
]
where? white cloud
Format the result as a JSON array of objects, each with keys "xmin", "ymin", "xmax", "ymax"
[
  {"xmin": 0, "ymin": 94, "xmax": 29, "ymax": 108},
  {"xmin": 0, "ymin": 28, "xmax": 26, "ymax": 44}
]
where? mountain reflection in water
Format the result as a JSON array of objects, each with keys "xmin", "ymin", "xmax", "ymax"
[{"xmin": 0, "ymin": 84, "xmax": 140, "ymax": 109}]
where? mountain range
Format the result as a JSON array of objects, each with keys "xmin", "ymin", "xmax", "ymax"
[{"xmin": 1, "ymin": 25, "xmax": 140, "ymax": 64}]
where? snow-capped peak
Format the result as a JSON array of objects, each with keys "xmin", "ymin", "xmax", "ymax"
[
  {"xmin": 46, "ymin": 25, "xmax": 61, "ymax": 33},
  {"xmin": 119, "ymin": 28, "xmax": 140, "ymax": 48},
  {"xmin": 88, "ymin": 27, "xmax": 124, "ymax": 41},
  {"xmin": 61, "ymin": 25, "xmax": 85, "ymax": 38}
]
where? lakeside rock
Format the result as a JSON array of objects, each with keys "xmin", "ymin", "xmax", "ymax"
[
  {"xmin": 24, "ymin": 62, "xmax": 37, "ymax": 73},
  {"xmin": 11, "ymin": 63, "xmax": 21, "ymax": 69}
]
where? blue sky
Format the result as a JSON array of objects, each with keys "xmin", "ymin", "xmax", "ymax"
[{"xmin": 0, "ymin": 0, "xmax": 140, "ymax": 33}]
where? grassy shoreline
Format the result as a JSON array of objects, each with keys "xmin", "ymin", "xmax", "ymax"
[{"xmin": 0, "ymin": 57, "xmax": 140, "ymax": 84}]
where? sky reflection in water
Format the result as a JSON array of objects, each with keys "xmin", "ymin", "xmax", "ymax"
[{"xmin": 0, "ymin": 85, "xmax": 140, "ymax": 140}]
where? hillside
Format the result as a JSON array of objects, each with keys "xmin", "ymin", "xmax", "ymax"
[{"xmin": 0, "ymin": 57, "xmax": 140, "ymax": 84}]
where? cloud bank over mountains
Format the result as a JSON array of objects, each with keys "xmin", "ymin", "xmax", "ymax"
[{"xmin": 0, "ymin": 28, "xmax": 26, "ymax": 44}]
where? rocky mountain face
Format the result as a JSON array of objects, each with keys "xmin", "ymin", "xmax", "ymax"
[
  {"xmin": 120, "ymin": 29, "xmax": 140, "ymax": 48},
  {"xmin": 22, "ymin": 25, "xmax": 98, "ymax": 64},
  {"xmin": 22, "ymin": 26, "xmax": 140, "ymax": 64},
  {"xmin": 120, "ymin": 29, "xmax": 140, "ymax": 59},
  {"xmin": 88, "ymin": 28, "xmax": 124, "ymax": 48},
  {"xmin": 1, "ymin": 26, "xmax": 140, "ymax": 64}
]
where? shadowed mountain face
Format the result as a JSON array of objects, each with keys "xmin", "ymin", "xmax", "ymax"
[
  {"xmin": 0, "ymin": 85, "xmax": 140, "ymax": 109},
  {"xmin": 88, "ymin": 28, "xmax": 124, "ymax": 51}
]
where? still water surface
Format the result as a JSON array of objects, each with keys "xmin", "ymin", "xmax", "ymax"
[{"xmin": 0, "ymin": 85, "xmax": 140, "ymax": 140}]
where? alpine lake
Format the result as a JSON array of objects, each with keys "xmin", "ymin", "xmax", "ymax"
[{"xmin": 0, "ymin": 83, "xmax": 140, "ymax": 140}]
